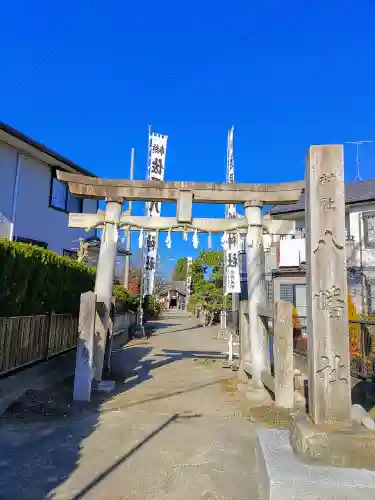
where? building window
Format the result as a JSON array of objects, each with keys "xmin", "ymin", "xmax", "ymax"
[
  {"xmin": 49, "ymin": 169, "xmax": 83, "ymax": 213},
  {"xmin": 295, "ymin": 284, "xmax": 307, "ymax": 319},
  {"xmin": 279, "ymin": 282, "xmax": 307, "ymax": 330},
  {"xmin": 279, "ymin": 283, "xmax": 307, "ymax": 318},
  {"xmin": 280, "ymin": 284, "xmax": 294, "ymax": 304},
  {"xmin": 15, "ymin": 236, "xmax": 48, "ymax": 249},
  {"xmin": 363, "ymin": 212, "xmax": 375, "ymax": 248},
  {"xmin": 63, "ymin": 249, "xmax": 77, "ymax": 259},
  {"xmin": 266, "ymin": 280, "xmax": 273, "ymax": 308}
]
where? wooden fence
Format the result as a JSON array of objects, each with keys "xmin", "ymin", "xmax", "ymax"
[
  {"xmin": 0, "ymin": 310, "xmax": 137, "ymax": 377},
  {"xmin": 0, "ymin": 313, "xmax": 78, "ymax": 376}
]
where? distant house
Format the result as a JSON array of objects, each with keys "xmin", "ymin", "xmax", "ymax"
[
  {"xmin": 155, "ymin": 281, "xmax": 187, "ymax": 309},
  {"xmin": 0, "ymin": 121, "xmax": 98, "ymax": 254},
  {"xmin": 267, "ymin": 179, "xmax": 375, "ymax": 317},
  {"xmin": 81, "ymin": 235, "xmax": 131, "ymax": 282}
]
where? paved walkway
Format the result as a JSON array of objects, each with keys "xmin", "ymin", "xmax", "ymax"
[{"xmin": 0, "ymin": 312, "xmax": 264, "ymax": 500}]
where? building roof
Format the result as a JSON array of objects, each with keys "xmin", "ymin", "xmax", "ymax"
[
  {"xmin": 270, "ymin": 178, "xmax": 375, "ymax": 216},
  {"xmin": 0, "ymin": 121, "xmax": 96, "ymax": 177},
  {"xmin": 271, "ymin": 264, "xmax": 307, "ymax": 277},
  {"xmin": 156, "ymin": 281, "xmax": 187, "ymax": 297},
  {"xmin": 84, "ymin": 235, "xmax": 131, "ymax": 255}
]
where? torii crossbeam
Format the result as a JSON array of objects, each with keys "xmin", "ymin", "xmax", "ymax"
[{"xmin": 57, "ymin": 171, "xmax": 304, "ymax": 205}]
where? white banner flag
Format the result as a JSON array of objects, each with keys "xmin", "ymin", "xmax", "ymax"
[
  {"xmin": 224, "ymin": 127, "xmax": 240, "ymax": 294},
  {"xmin": 226, "ymin": 127, "xmax": 236, "ymax": 220},
  {"xmin": 143, "ymin": 131, "xmax": 168, "ymax": 296},
  {"xmin": 224, "ymin": 233, "xmax": 241, "ymax": 294}
]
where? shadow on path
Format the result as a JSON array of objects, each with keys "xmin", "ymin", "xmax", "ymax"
[
  {"xmin": 0, "ymin": 318, "xmax": 225, "ymax": 500},
  {"xmin": 0, "ymin": 331, "xmax": 149, "ymax": 499},
  {"xmin": 144, "ymin": 321, "xmax": 179, "ymax": 333},
  {"xmin": 159, "ymin": 324, "xmax": 205, "ymax": 335},
  {"xmin": 109, "ymin": 343, "xmax": 226, "ymax": 395},
  {"xmin": 71, "ymin": 412, "xmax": 202, "ymax": 499},
  {"xmin": 101, "ymin": 377, "xmax": 231, "ymax": 411}
]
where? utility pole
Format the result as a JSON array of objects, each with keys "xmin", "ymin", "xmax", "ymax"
[
  {"xmin": 123, "ymin": 148, "xmax": 135, "ymax": 288},
  {"xmin": 345, "ymin": 140, "xmax": 374, "ymax": 313},
  {"xmin": 345, "ymin": 140, "xmax": 374, "ymax": 182}
]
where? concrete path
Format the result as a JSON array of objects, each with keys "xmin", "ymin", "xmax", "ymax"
[{"xmin": 0, "ymin": 312, "xmax": 264, "ymax": 500}]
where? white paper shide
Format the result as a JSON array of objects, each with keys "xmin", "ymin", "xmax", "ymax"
[{"xmin": 143, "ymin": 132, "xmax": 168, "ymax": 296}]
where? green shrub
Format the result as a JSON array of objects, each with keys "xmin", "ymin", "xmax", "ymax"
[
  {"xmin": 113, "ymin": 285, "xmax": 139, "ymax": 314},
  {"xmin": 143, "ymin": 294, "xmax": 162, "ymax": 321},
  {"xmin": 0, "ymin": 238, "xmax": 96, "ymax": 317}
]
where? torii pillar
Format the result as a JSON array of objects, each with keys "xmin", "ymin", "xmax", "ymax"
[
  {"xmin": 244, "ymin": 201, "xmax": 272, "ymax": 405},
  {"xmin": 93, "ymin": 197, "xmax": 123, "ymax": 381}
]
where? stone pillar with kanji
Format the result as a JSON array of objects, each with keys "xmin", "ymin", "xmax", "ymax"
[
  {"xmin": 305, "ymin": 145, "xmax": 351, "ymax": 424},
  {"xmin": 290, "ymin": 146, "xmax": 375, "ymax": 470}
]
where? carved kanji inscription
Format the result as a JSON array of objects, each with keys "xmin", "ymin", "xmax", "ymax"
[
  {"xmin": 313, "ymin": 285, "xmax": 345, "ymax": 319},
  {"xmin": 316, "ymin": 354, "xmax": 348, "ymax": 388}
]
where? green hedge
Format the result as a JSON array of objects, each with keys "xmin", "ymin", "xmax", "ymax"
[
  {"xmin": 113, "ymin": 285, "xmax": 139, "ymax": 314},
  {"xmin": 143, "ymin": 295, "xmax": 162, "ymax": 321},
  {"xmin": 0, "ymin": 238, "xmax": 96, "ymax": 317}
]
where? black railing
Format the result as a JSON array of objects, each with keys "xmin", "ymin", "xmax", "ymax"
[
  {"xmin": 293, "ymin": 317, "xmax": 375, "ymax": 380},
  {"xmin": 348, "ymin": 320, "xmax": 375, "ymax": 379}
]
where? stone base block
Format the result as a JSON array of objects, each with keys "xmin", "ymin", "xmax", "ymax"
[
  {"xmin": 245, "ymin": 382, "xmax": 272, "ymax": 407},
  {"xmin": 257, "ymin": 427, "xmax": 375, "ymax": 500},
  {"xmin": 222, "ymin": 360, "xmax": 232, "ymax": 369},
  {"xmin": 290, "ymin": 412, "xmax": 375, "ymax": 471},
  {"xmin": 94, "ymin": 380, "xmax": 116, "ymax": 393},
  {"xmin": 231, "ymin": 360, "xmax": 239, "ymax": 371}
]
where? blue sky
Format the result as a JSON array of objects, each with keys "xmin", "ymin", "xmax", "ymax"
[{"xmin": 1, "ymin": 0, "xmax": 375, "ymax": 275}]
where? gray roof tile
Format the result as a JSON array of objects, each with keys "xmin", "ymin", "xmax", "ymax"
[{"xmin": 270, "ymin": 178, "xmax": 375, "ymax": 215}]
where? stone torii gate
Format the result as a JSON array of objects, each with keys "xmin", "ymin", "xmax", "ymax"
[{"xmin": 57, "ymin": 171, "xmax": 303, "ymax": 401}]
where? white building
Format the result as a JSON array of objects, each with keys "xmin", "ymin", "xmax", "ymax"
[
  {"xmin": 268, "ymin": 179, "xmax": 375, "ymax": 316},
  {"xmin": 0, "ymin": 121, "xmax": 98, "ymax": 255}
]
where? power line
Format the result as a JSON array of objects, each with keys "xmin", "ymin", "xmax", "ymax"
[
  {"xmin": 47, "ymin": 0, "xmax": 319, "ymax": 138},
  {"xmin": 17, "ymin": 0, "xmax": 100, "ymax": 87}
]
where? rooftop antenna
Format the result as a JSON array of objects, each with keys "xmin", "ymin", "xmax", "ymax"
[{"xmin": 345, "ymin": 140, "xmax": 374, "ymax": 182}]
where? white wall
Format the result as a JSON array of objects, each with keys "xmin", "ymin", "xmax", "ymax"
[
  {"xmin": 0, "ymin": 141, "xmax": 97, "ymax": 254},
  {"xmin": 273, "ymin": 203, "xmax": 375, "ymax": 314},
  {"xmin": 0, "ymin": 142, "xmax": 17, "ymax": 236},
  {"xmin": 274, "ymin": 206, "xmax": 373, "ymax": 268},
  {"xmin": 288, "ymin": 213, "xmax": 351, "ymax": 234}
]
